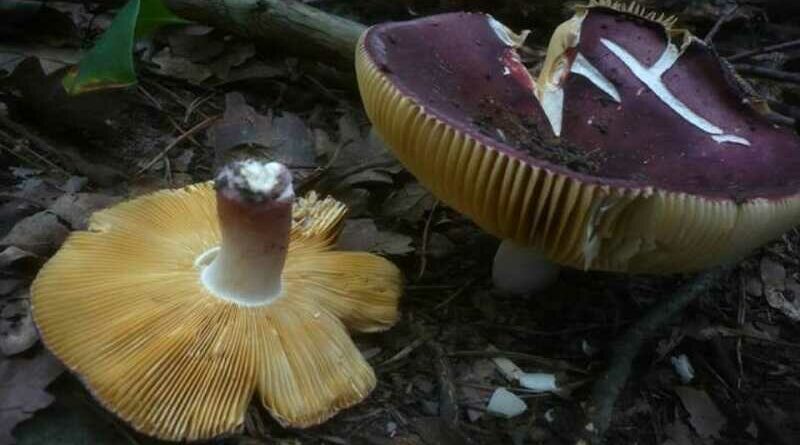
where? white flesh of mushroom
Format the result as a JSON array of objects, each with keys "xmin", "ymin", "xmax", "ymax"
[
  {"xmin": 198, "ymin": 160, "xmax": 295, "ymax": 307},
  {"xmin": 492, "ymin": 240, "xmax": 560, "ymax": 294}
]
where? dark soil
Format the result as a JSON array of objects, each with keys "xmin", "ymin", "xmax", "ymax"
[{"xmin": 474, "ymin": 97, "xmax": 607, "ymax": 174}]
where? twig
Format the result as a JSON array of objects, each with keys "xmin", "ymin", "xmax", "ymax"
[
  {"xmin": 734, "ymin": 64, "xmax": 800, "ymax": 84},
  {"xmin": 705, "ymin": 5, "xmax": 738, "ymax": 44},
  {"xmin": 728, "ymin": 38, "xmax": 800, "ymax": 62},
  {"xmin": 707, "ymin": 337, "xmax": 793, "ymax": 445},
  {"xmin": 185, "ymin": 93, "xmax": 215, "ymax": 123},
  {"xmin": 406, "ymin": 284, "xmax": 460, "ymax": 291},
  {"xmin": 433, "ymin": 279, "xmax": 474, "ymax": 310},
  {"xmin": 416, "ymin": 200, "xmax": 439, "ymax": 281},
  {"xmin": 0, "ymin": 115, "xmax": 69, "ymax": 173},
  {"xmin": 136, "ymin": 85, "xmax": 163, "ymax": 111},
  {"xmin": 482, "ymin": 320, "xmax": 632, "ymax": 336},
  {"xmin": 429, "ymin": 341, "xmax": 459, "ymax": 426},
  {"xmin": 378, "ymin": 332, "xmax": 433, "ymax": 367},
  {"xmin": 136, "ymin": 115, "xmax": 220, "ymax": 176},
  {"xmin": 736, "ymin": 274, "xmax": 746, "ymax": 389},
  {"xmin": 586, "ymin": 267, "xmax": 730, "ymax": 444}
]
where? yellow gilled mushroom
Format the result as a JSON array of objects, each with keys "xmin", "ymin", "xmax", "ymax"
[
  {"xmin": 31, "ymin": 160, "xmax": 402, "ymax": 441},
  {"xmin": 356, "ymin": 1, "xmax": 800, "ymax": 293}
]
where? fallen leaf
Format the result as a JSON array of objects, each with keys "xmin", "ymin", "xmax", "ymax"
[
  {"xmin": 760, "ymin": 257, "xmax": 800, "ymax": 321},
  {"xmin": 382, "ymin": 183, "xmax": 435, "ymax": 224},
  {"xmin": 0, "ymin": 44, "xmax": 79, "ymax": 75},
  {"xmin": 150, "ymin": 47, "xmax": 212, "ymax": 84},
  {"xmin": 0, "ymin": 280, "xmax": 23, "ymax": 297},
  {"xmin": 663, "ymin": 414, "xmax": 701, "ymax": 445},
  {"xmin": 760, "ymin": 257, "xmax": 786, "ymax": 288},
  {"xmin": 208, "ymin": 43, "xmax": 256, "ymax": 79},
  {"xmin": 0, "ymin": 247, "xmax": 42, "ymax": 271},
  {"xmin": 426, "ymin": 233, "xmax": 455, "ymax": 259},
  {"xmin": 60, "ymin": 176, "xmax": 88, "ymax": 194},
  {"xmin": 674, "ymin": 386, "xmax": 726, "ymax": 439},
  {"xmin": 8, "ymin": 58, "xmax": 130, "ymax": 135},
  {"xmin": 332, "ymin": 188, "xmax": 370, "ymax": 218},
  {"xmin": 166, "ymin": 26, "xmax": 224, "ymax": 62},
  {"xmin": 0, "ymin": 212, "xmax": 69, "ymax": 256},
  {"xmin": 0, "ymin": 292, "xmax": 37, "ymax": 356},
  {"xmin": 215, "ymin": 59, "xmax": 285, "ymax": 86},
  {"xmin": 319, "ymin": 114, "xmax": 400, "ymax": 190},
  {"xmin": 210, "ymin": 92, "xmax": 317, "ymax": 169},
  {"xmin": 336, "ymin": 219, "xmax": 413, "ymax": 255},
  {"xmin": 0, "ymin": 350, "xmax": 64, "ymax": 444},
  {"xmin": 765, "ymin": 288, "xmax": 800, "ymax": 321},
  {"xmin": 47, "ymin": 193, "xmax": 120, "ymax": 230},
  {"xmin": 13, "ymin": 374, "xmax": 151, "ymax": 445}
]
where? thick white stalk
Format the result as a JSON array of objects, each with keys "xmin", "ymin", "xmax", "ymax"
[
  {"xmin": 492, "ymin": 240, "xmax": 560, "ymax": 294},
  {"xmin": 200, "ymin": 161, "xmax": 294, "ymax": 306}
]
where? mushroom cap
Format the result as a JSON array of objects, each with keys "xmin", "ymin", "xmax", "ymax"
[
  {"xmin": 355, "ymin": 1, "xmax": 800, "ymax": 273},
  {"xmin": 31, "ymin": 182, "xmax": 402, "ymax": 441}
]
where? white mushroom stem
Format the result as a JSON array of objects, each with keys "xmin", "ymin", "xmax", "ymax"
[
  {"xmin": 492, "ymin": 240, "xmax": 560, "ymax": 294},
  {"xmin": 200, "ymin": 160, "xmax": 295, "ymax": 306}
]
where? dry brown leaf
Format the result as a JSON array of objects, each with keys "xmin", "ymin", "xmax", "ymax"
[
  {"xmin": 210, "ymin": 92, "xmax": 317, "ymax": 169},
  {"xmin": 336, "ymin": 219, "xmax": 413, "ymax": 255},
  {"xmin": 0, "ymin": 212, "xmax": 69, "ymax": 257},
  {"xmin": 0, "ymin": 292, "xmax": 37, "ymax": 356},
  {"xmin": 674, "ymin": 387, "xmax": 726, "ymax": 439},
  {"xmin": 0, "ymin": 350, "xmax": 64, "ymax": 444},
  {"xmin": 381, "ymin": 183, "xmax": 435, "ymax": 224},
  {"xmin": 47, "ymin": 193, "xmax": 120, "ymax": 230}
]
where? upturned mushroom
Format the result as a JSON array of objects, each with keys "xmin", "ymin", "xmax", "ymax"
[
  {"xmin": 31, "ymin": 160, "xmax": 402, "ymax": 441},
  {"xmin": 355, "ymin": 0, "xmax": 800, "ymax": 293}
]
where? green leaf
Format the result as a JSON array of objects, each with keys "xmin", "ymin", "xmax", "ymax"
[
  {"xmin": 62, "ymin": 0, "xmax": 139, "ymax": 95},
  {"xmin": 62, "ymin": 0, "xmax": 189, "ymax": 95},
  {"xmin": 136, "ymin": 0, "xmax": 190, "ymax": 37}
]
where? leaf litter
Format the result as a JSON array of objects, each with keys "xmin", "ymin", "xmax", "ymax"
[{"xmin": 2, "ymin": 1, "xmax": 800, "ymax": 444}]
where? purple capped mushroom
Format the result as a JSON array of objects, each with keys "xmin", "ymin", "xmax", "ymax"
[{"xmin": 355, "ymin": 0, "xmax": 800, "ymax": 293}]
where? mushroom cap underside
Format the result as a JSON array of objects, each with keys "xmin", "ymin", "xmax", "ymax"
[
  {"xmin": 31, "ymin": 182, "xmax": 402, "ymax": 441},
  {"xmin": 356, "ymin": 4, "xmax": 800, "ymax": 272}
]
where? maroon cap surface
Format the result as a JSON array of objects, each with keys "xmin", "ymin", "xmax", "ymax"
[{"xmin": 363, "ymin": 8, "xmax": 800, "ymax": 200}]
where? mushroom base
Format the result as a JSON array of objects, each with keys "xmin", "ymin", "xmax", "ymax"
[{"xmin": 492, "ymin": 240, "xmax": 560, "ymax": 294}]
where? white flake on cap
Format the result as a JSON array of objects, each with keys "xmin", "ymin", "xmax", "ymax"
[
  {"xmin": 600, "ymin": 38, "xmax": 750, "ymax": 146},
  {"xmin": 217, "ymin": 160, "xmax": 295, "ymax": 202}
]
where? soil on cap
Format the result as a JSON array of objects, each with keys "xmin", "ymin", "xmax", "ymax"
[{"xmin": 473, "ymin": 97, "xmax": 606, "ymax": 174}]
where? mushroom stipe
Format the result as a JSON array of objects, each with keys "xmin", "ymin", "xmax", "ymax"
[{"xmin": 31, "ymin": 161, "xmax": 402, "ymax": 441}]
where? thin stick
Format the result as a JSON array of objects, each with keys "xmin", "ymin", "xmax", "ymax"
[
  {"xmin": 433, "ymin": 279, "xmax": 474, "ymax": 310},
  {"xmin": 586, "ymin": 267, "xmax": 730, "ymax": 443},
  {"xmin": 136, "ymin": 115, "xmax": 220, "ymax": 176},
  {"xmin": 734, "ymin": 64, "xmax": 800, "ymax": 84},
  {"xmin": 0, "ymin": 115, "xmax": 69, "ymax": 173},
  {"xmin": 416, "ymin": 200, "xmax": 439, "ymax": 281},
  {"xmin": 728, "ymin": 38, "xmax": 800, "ymax": 62},
  {"xmin": 429, "ymin": 341, "xmax": 459, "ymax": 426},
  {"xmin": 705, "ymin": 5, "xmax": 738, "ymax": 44}
]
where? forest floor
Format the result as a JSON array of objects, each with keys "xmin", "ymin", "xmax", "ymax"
[{"xmin": 1, "ymin": 1, "xmax": 800, "ymax": 444}]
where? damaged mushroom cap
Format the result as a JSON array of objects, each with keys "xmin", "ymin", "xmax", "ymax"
[
  {"xmin": 356, "ymin": 0, "xmax": 800, "ymax": 274},
  {"xmin": 31, "ymin": 160, "xmax": 402, "ymax": 441}
]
